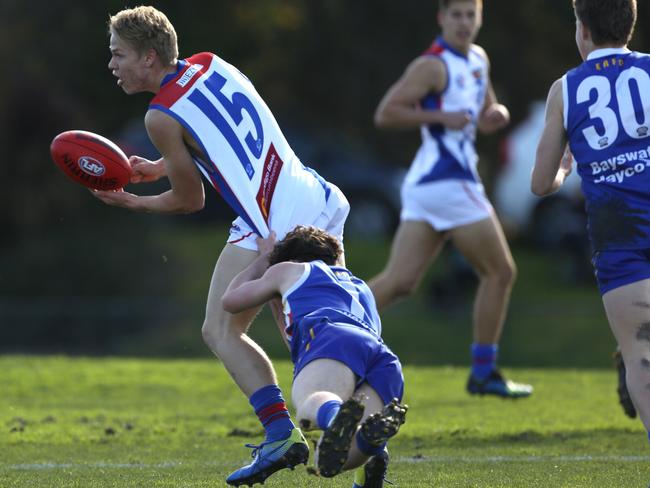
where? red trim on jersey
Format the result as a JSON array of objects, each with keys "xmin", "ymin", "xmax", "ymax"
[
  {"xmin": 150, "ymin": 52, "xmax": 214, "ymax": 108},
  {"xmin": 256, "ymin": 144, "xmax": 284, "ymax": 222},
  {"xmin": 461, "ymin": 181, "xmax": 490, "ymax": 211},
  {"xmin": 285, "ymin": 311, "xmax": 294, "ymax": 339},
  {"xmin": 424, "ymin": 41, "xmax": 444, "ymax": 56},
  {"xmin": 227, "ymin": 231, "xmax": 255, "ymax": 244}
]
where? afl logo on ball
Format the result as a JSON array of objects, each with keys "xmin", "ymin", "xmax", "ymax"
[{"xmin": 78, "ymin": 156, "xmax": 105, "ymax": 176}]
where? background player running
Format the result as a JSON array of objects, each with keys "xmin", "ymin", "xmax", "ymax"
[
  {"xmin": 532, "ymin": 0, "xmax": 650, "ymax": 439},
  {"xmin": 223, "ymin": 226, "xmax": 408, "ymax": 487},
  {"xmin": 369, "ymin": 0, "xmax": 531, "ymax": 398}
]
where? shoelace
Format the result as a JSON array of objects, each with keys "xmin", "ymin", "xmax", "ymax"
[{"xmin": 244, "ymin": 440, "xmax": 272, "ymax": 459}]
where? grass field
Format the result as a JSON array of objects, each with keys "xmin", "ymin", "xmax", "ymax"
[{"xmin": 1, "ymin": 356, "xmax": 647, "ymax": 487}]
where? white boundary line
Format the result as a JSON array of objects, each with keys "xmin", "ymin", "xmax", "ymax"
[
  {"xmin": 3, "ymin": 455, "xmax": 650, "ymax": 470},
  {"xmin": 3, "ymin": 462, "xmax": 182, "ymax": 470},
  {"xmin": 396, "ymin": 454, "xmax": 650, "ymax": 463}
]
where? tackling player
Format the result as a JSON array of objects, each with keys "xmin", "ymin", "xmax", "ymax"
[
  {"xmin": 93, "ymin": 6, "xmax": 350, "ymax": 485},
  {"xmin": 532, "ymin": 0, "xmax": 650, "ymax": 436},
  {"xmin": 222, "ymin": 226, "xmax": 407, "ymax": 487},
  {"xmin": 368, "ymin": 0, "xmax": 532, "ymax": 398}
]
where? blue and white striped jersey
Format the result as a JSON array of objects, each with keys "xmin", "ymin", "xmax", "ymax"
[
  {"xmin": 281, "ymin": 261, "xmax": 381, "ymax": 343},
  {"xmin": 150, "ymin": 52, "xmax": 330, "ymax": 238},
  {"xmin": 405, "ymin": 37, "xmax": 488, "ymax": 187}
]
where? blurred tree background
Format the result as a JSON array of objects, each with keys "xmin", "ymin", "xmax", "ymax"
[{"xmin": 2, "ymin": 0, "xmax": 648, "ymax": 365}]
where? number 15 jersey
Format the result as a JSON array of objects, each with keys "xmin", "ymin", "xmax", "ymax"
[
  {"xmin": 150, "ymin": 52, "xmax": 332, "ymax": 239},
  {"xmin": 564, "ymin": 47, "xmax": 650, "ymax": 251}
]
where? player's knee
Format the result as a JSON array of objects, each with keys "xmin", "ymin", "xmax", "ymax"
[
  {"xmin": 201, "ymin": 320, "xmax": 218, "ymax": 352},
  {"xmin": 201, "ymin": 317, "xmax": 229, "ymax": 352},
  {"xmin": 500, "ymin": 259, "xmax": 517, "ymax": 286},
  {"xmin": 391, "ymin": 276, "xmax": 419, "ymax": 298},
  {"xmin": 483, "ymin": 259, "xmax": 516, "ymax": 288},
  {"xmin": 629, "ymin": 351, "xmax": 650, "ymax": 376},
  {"xmin": 395, "ymin": 280, "xmax": 418, "ymax": 297}
]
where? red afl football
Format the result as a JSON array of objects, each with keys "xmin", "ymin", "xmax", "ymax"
[{"xmin": 50, "ymin": 130, "xmax": 132, "ymax": 190}]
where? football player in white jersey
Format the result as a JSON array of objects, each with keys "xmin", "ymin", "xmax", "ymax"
[
  {"xmin": 369, "ymin": 0, "xmax": 532, "ymax": 398},
  {"xmin": 532, "ymin": 0, "xmax": 650, "ymax": 436},
  {"xmin": 92, "ymin": 6, "xmax": 351, "ymax": 485}
]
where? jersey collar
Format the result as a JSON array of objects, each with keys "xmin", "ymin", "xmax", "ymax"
[
  {"xmin": 160, "ymin": 59, "xmax": 188, "ymax": 87},
  {"xmin": 586, "ymin": 47, "xmax": 630, "ymax": 60},
  {"xmin": 436, "ymin": 36, "xmax": 469, "ymax": 60}
]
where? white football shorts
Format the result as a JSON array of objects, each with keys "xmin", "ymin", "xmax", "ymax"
[
  {"xmin": 228, "ymin": 183, "xmax": 350, "ymax": 250},
  {"xmin": 400, "ymin": 179, "xmax": 493, "ymax": 231}
]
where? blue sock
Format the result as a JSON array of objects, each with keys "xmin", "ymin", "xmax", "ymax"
[
  {"xmin": 355, "ymin": 429, "xmax": 386, "ymax": 457},
  {"xmin": 647, "ymin": 431, "xmax": 650, "ymax": 445},
  {"xmin": 317, "ymin": 400, "xmax": 342, "ymax": 430},
  {"xmin": 471, "ymin": 343, "xmax": 498, "ymax": 380},
  {"xmin": 249, "ymin": 384, "xmax": 295, "ymax": 442}
]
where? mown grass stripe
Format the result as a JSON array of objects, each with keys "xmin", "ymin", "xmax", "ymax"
[{"xmin": 4, "ymin": 454, "xmax": 650, "ymax": 471}]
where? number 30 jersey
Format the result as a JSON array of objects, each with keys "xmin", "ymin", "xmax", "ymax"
[
  {"xmin": 564, "ymin": 47, "xmax": 650, "ymax": 250},
  {"xmin": 150, "ymin": 52, "xmax": 330, "ymax": 238}
]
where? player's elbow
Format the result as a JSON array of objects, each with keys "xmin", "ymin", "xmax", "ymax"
[
  {"xmin": 374, "ymin": 110, "xmax": 388, "ymax": 129},
  {"xmin": 179, "ymin": 193, "xmax": 205, "ymax": 214},
  {"xmin": 478, "ymin": 119, "xmax": 498, "ymax": 135},
  {"xmin": 188, "ymin": 194, "xmax": 205, "ymax": 213},
  {"xmin": 530, "ymin": 178, "xmax": 553, "ymax": 197},
  {"xmin": 531, "ymin": 154, "xmax": 559, "ymax": 196},
  {"xmin": 374, "ymin": 105, "xmax": 395, "ymax": 129}
]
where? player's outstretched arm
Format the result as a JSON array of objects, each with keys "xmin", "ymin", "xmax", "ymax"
[
  {"xmin": 374, "ymin": 56, "xmax": 470, "ymax": 131},
  {"xmin": 223, "ymin": 262, "xmax": 304, "ymax": 314},
  {"xmin": 142, "ymin": 110, "xmax": 205, "ymax": 212},
  {"xmin": 532, "ymin": 79, "xmax": 570, "ymax": 196},
  {"xmin": 92, "ymin": 111, "xmax": 205, "ymax": 213}
]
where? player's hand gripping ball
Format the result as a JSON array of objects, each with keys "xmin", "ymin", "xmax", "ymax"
[{"xmin": 50, "ymin": 130, "xmax": 132, "ymax": 190}]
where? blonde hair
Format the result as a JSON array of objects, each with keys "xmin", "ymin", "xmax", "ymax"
[{"xmin": 108, "ymin": 6, "xmax": 178, "ymax": 66}]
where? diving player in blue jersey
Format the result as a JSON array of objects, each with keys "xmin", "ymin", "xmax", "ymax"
[
  {"xmin": 369, "ymin": 0, "xmax": 532, "ymax": 398},
  {"xmin": 532, "ymin": 0, "xmax": 650, "ymax": 435},
  {"xmin": 222, "ymin": 226, "xmax": 408, "ymax": 487}
]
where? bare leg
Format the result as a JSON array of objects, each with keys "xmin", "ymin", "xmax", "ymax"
[
  {"xmin": 369, "ymin": 220, "xmax": 446, "ymax": 310},
  {"xmin": 201, "ymin": 243, "xmax": 277, "ymax": 396},
  {"xmin": 292, "ymin": 360, "xmax": 400, "ymax": 472},
  {"xmin": 268, "ymin": 298, "xmax": 290, "ymax": 351},
  {"xmin": 449, "ymin": 214, "xmax": 517, "ymax": 344},
  {"xmin": 292, "ymin": 359, "xmax": 357, "ymax": 431},
  {"xmin": 343, "ymin": 383, "xmax": 386, "ymax": 470},
  {"xmin": 603, "ymin": 279, "xmax": 650, "ymax": 430}
]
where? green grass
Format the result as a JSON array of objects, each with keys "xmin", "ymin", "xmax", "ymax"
[{"xmin": 1, "ymin": 356, "xmax": 647, "ymax": 487}]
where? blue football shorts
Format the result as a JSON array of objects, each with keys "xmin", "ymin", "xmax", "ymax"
[
  {"xmin": 592, "ymin": 249, "xmax": 650, "ymax": 295},
  {"xmin": 290, "ymin": 318, "xmax": 404, "ymax": 405}
]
